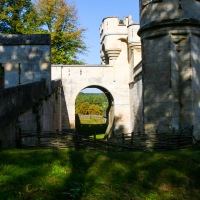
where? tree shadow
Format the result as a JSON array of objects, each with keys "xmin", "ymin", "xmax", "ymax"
[
  {"xmin": 75, "ymin": 114, "xmax": 106, "ymax": 139},
  {"xmin": 1, "ymin": 146, "xmax": 200, "ymax": 199}
]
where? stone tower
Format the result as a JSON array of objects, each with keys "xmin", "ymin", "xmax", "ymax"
[
  {"xmin": 100, "ymin": 16, "xmax": 141, "ymax": 133},
  {"xmin": 138, "ymin": 0, "xmax": 200, "ymax": 136}
]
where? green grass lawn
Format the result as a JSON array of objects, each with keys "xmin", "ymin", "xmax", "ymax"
[{"xmin": 0, "ymin": 147, "xmax": 200, "ymax": 200}]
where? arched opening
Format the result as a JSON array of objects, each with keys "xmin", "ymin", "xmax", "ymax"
[{"xmin": 75, "ymin": 85, "xmax": 114, "ymax": 139}]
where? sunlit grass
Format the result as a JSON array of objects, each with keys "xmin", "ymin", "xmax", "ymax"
[
  {"xmin": 80, "ymin": 117, "xmax": 105, "ymax": 124},
  {"xmin": 0, "ymin": 147, "xmax": 200, "ymax": 199}
]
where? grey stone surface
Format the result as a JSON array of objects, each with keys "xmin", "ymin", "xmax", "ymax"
[
  {"xmin": 139, "ymin": 0, "xmax": 200, "ymax": 135},
  {"xmin": 0, "ymin": 34, "xmax": 51, "ymax": 91},
  {"xmin": 0, "ymin": 80, "xmax": 61, "ymax": 148},
  {"xmin": 0, "ymin": 34, "xmax": 50, "ymax": 45}
]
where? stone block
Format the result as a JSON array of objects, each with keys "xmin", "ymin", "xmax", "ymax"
[
  {"xmin": 173, "ymin": 109, "xmax": 179, "ymax": 117},
  {"xmin": 182, "ymin": 109, "xmax": 194, "ymax": 117},
  {"xmin": 157, "ymin": 61, "xmax": 170, "ymax": 71},
  {"xmin": 191, "ymin": 43, "xmax": 199, "ymax": 51},
  {"xmin": 144, "ymin": 82, "xmax": 170, "ymax": 96},
  {"xmin": 191, "ymin": 50, "xmax": 200, "ymax": 62},
  {"xmin": 144, "ymin": 63, "xmax": 158, "ymax": 72},
  {"xmin": 142, "ymin": 53, "xmax": 155, "ymax": 63},
  {"xmin": 143, "ymin": 72, "xmax": 159, "ymax": 82},
  {"xmin": 193, "ymin": 90, "xmax": 200, "ymax": 101},
  {"xmin": 156, "ymin": 51, "xmax": 170, "ymax": 62},
  {"xmin": 191, "ymin": 35, "xmax": 199, "ymax": 44},
  {"xmin": 181, "ymin": 102, "xmax": 193, "ymax": 110},
  {"xmin": 144, "ymin": 102, "xmax": 172, "ymax": 115},
  {"xmin": 181, "ymin": 52, "xmax": 191, "ymax": 62},
  {"xmin": 143, "ymin": 43, "xmax": 152, "ymax": 53},
  {"xmin": 0, "ymin": 34, "xmax": 50, "ymax": 45},
  {"xmin": 0, "ymin": 34, "xmax": 51, "ymax": 91},
  {"xmin": 153, "ymin": 42, "xmax": 164, "ymax": 53},
  {"xmin": 180, "ymin": 69, "xmax": 192, "ymax": 81},
  {"xmin": 180, "ymin": 86, "xmax": 192, "ymax": 99},
  {"xmin": 144, "ymin": 123, "xmax": 155, "ymax": 133},
  {"xmin": 194, "ymin": 102, "xmax": 200, "ymax": 117},
  {"xmin": 179, "ymin": 61, "xmax": 191, "ymax": 71},
  {"xmin": 182, "ymin": 42, "xmax": 191, "ymax": 52}
]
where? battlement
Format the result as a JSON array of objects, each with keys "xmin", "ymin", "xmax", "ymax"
[
  {"xmin": 100, "ymin": 15, "xmax": 140, "ymax": 43},
  {"xmin": 139, "ymin": 0, "xmax": 200, "ymax": 35},
  {"xmin": 100, "ymin": 16, "xmax": 129, "ymax": 42},
  {"xmin": 100, "ymin": 15, "xmax": 140, "ymax": 65}
]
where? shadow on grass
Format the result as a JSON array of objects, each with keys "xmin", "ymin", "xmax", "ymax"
[
  {"xmin": 76, "ymin": 124, "xmax": 107, "ymax": 138},
  {"xmin": 75, "ymin": 114, "xmax": 107, "ymax": 139},
  {"xmin": 0, "ymin": 146, "xmax": 200, "ymax": 199}
]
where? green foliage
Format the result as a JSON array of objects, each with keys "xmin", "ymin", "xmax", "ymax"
[
  {"xmin": 0, "ymin": 0, "xmax": 41, "ymax": 34},
  {"xmin": 36, "ymin": 0, "xmax": 86, "ymax": 64},
  {"xmin": 76, "ymin": 102, "xmax": 90, "ymax": 115},
  {"xmin": 75, "ymin": 93, "xmax": 108, "ymax": 115},
  {"xmin": 76, "ymin": 102, "xmax": 103, "ymax": 115},
  {"xmin": 0, "ymin": 147, "xmax": 200, "ymax": 199},
  {"xmin": 0, "ymin": 0, "xmax": 87, "ymax": 64}
]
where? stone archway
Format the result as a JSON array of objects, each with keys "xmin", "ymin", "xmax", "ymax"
[
  {"xmin": 51, "ymin": 65, "xmax": 133, "ymax": 135},
  {"xmin": 75, "ymin": 85, "xmax": 114, "ymax": 138}
]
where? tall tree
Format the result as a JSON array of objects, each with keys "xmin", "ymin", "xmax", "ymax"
[
  {"xmin": 0, "ymin": 0, "xmax": 41, "ymax": 34},
  {"xmin": 0, "ymin": 0, "xmax": 86, "ymax": 64},
  {"xmin": 36, "ymin": 0, "xmax": 86, "ymax": 64}
]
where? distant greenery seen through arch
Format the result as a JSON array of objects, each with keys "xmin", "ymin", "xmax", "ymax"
[{"xmin": 75, "ymin": 92, "xmax": 109, "ymax": 139}]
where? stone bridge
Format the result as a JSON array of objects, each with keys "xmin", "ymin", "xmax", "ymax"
[
  {"xmin": 51, "ymin": 16, "xmax": 142, "ymax": 136},
  {"xmin": 51, "ymin": 64, "xmax": 132, "ymax": 136}
]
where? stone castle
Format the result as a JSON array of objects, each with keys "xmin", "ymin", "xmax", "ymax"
[{"xmin": 0, "ymin": 0, "xmax": 200, "ymax": 148}]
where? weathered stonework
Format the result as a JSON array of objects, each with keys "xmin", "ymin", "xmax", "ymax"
[
  {"xmin": 0, "ymin": 34, "xmax": 51, "ymax": 91},
  {"xmin": 1, "ymin": 0, "xmax": 199, "ymax": 148},
  {"xmin": 139, "ymin": 0, "xmax": 200, "ymax": 139},
  {"xmin": 0, "ymin": 34, "xmax": 62, "ymax": 148},
  {"xmin": 51, "ymin": 16, "xmax": 142, "ymax": 136},
  {"xmin": 0, "ymin": 80, "xmax": 61, "ymax": 148}
]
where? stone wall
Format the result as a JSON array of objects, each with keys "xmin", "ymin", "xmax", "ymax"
[
  {"xmin": 0, "ymin": 34, "xmax": 51, "ymax": 91},
  {"xmin": 51, "ymin": 16, "xmax": 142, "ymax": 135},
  {"xmin": 51, "ymin": 65, "xmax": 132, "ymax": 134},
  {"xmin": 130, "ymin": 62, "xmax": 143, "ymax": 132},
  {"xmin": 139, "ymin": 0, "xmax": 200, "ymax": 138},
  {"xmin": 191, "ymin": 33, "xmax": 200, "ymax": 141},
  {"xmin": 0, "ymin": 80, "xmax": 61, "ymax": 148},
  {"xmin": 141, "ymin": 32, "xmax": 172, "ymax": 132},
  {"xmin": 141, "ymin": 28, "xmax": 200, "ymax": 133}
]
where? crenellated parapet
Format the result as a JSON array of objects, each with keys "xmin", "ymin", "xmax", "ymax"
[
  {"xmin": 100, "ymin": 16, "xmax": 128, "ymax": 42},
  {"xmin": 100, "ymin": 16, "xmax": 141, "ymax": 66},
  {"xmin": 100, "ymin": 16, "xmax": 128, "ymax": 65}
]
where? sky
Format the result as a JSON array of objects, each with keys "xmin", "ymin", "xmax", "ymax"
[{"xmin": 71, "ymin": 0, "xmax": 140, "ymax": 65}]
